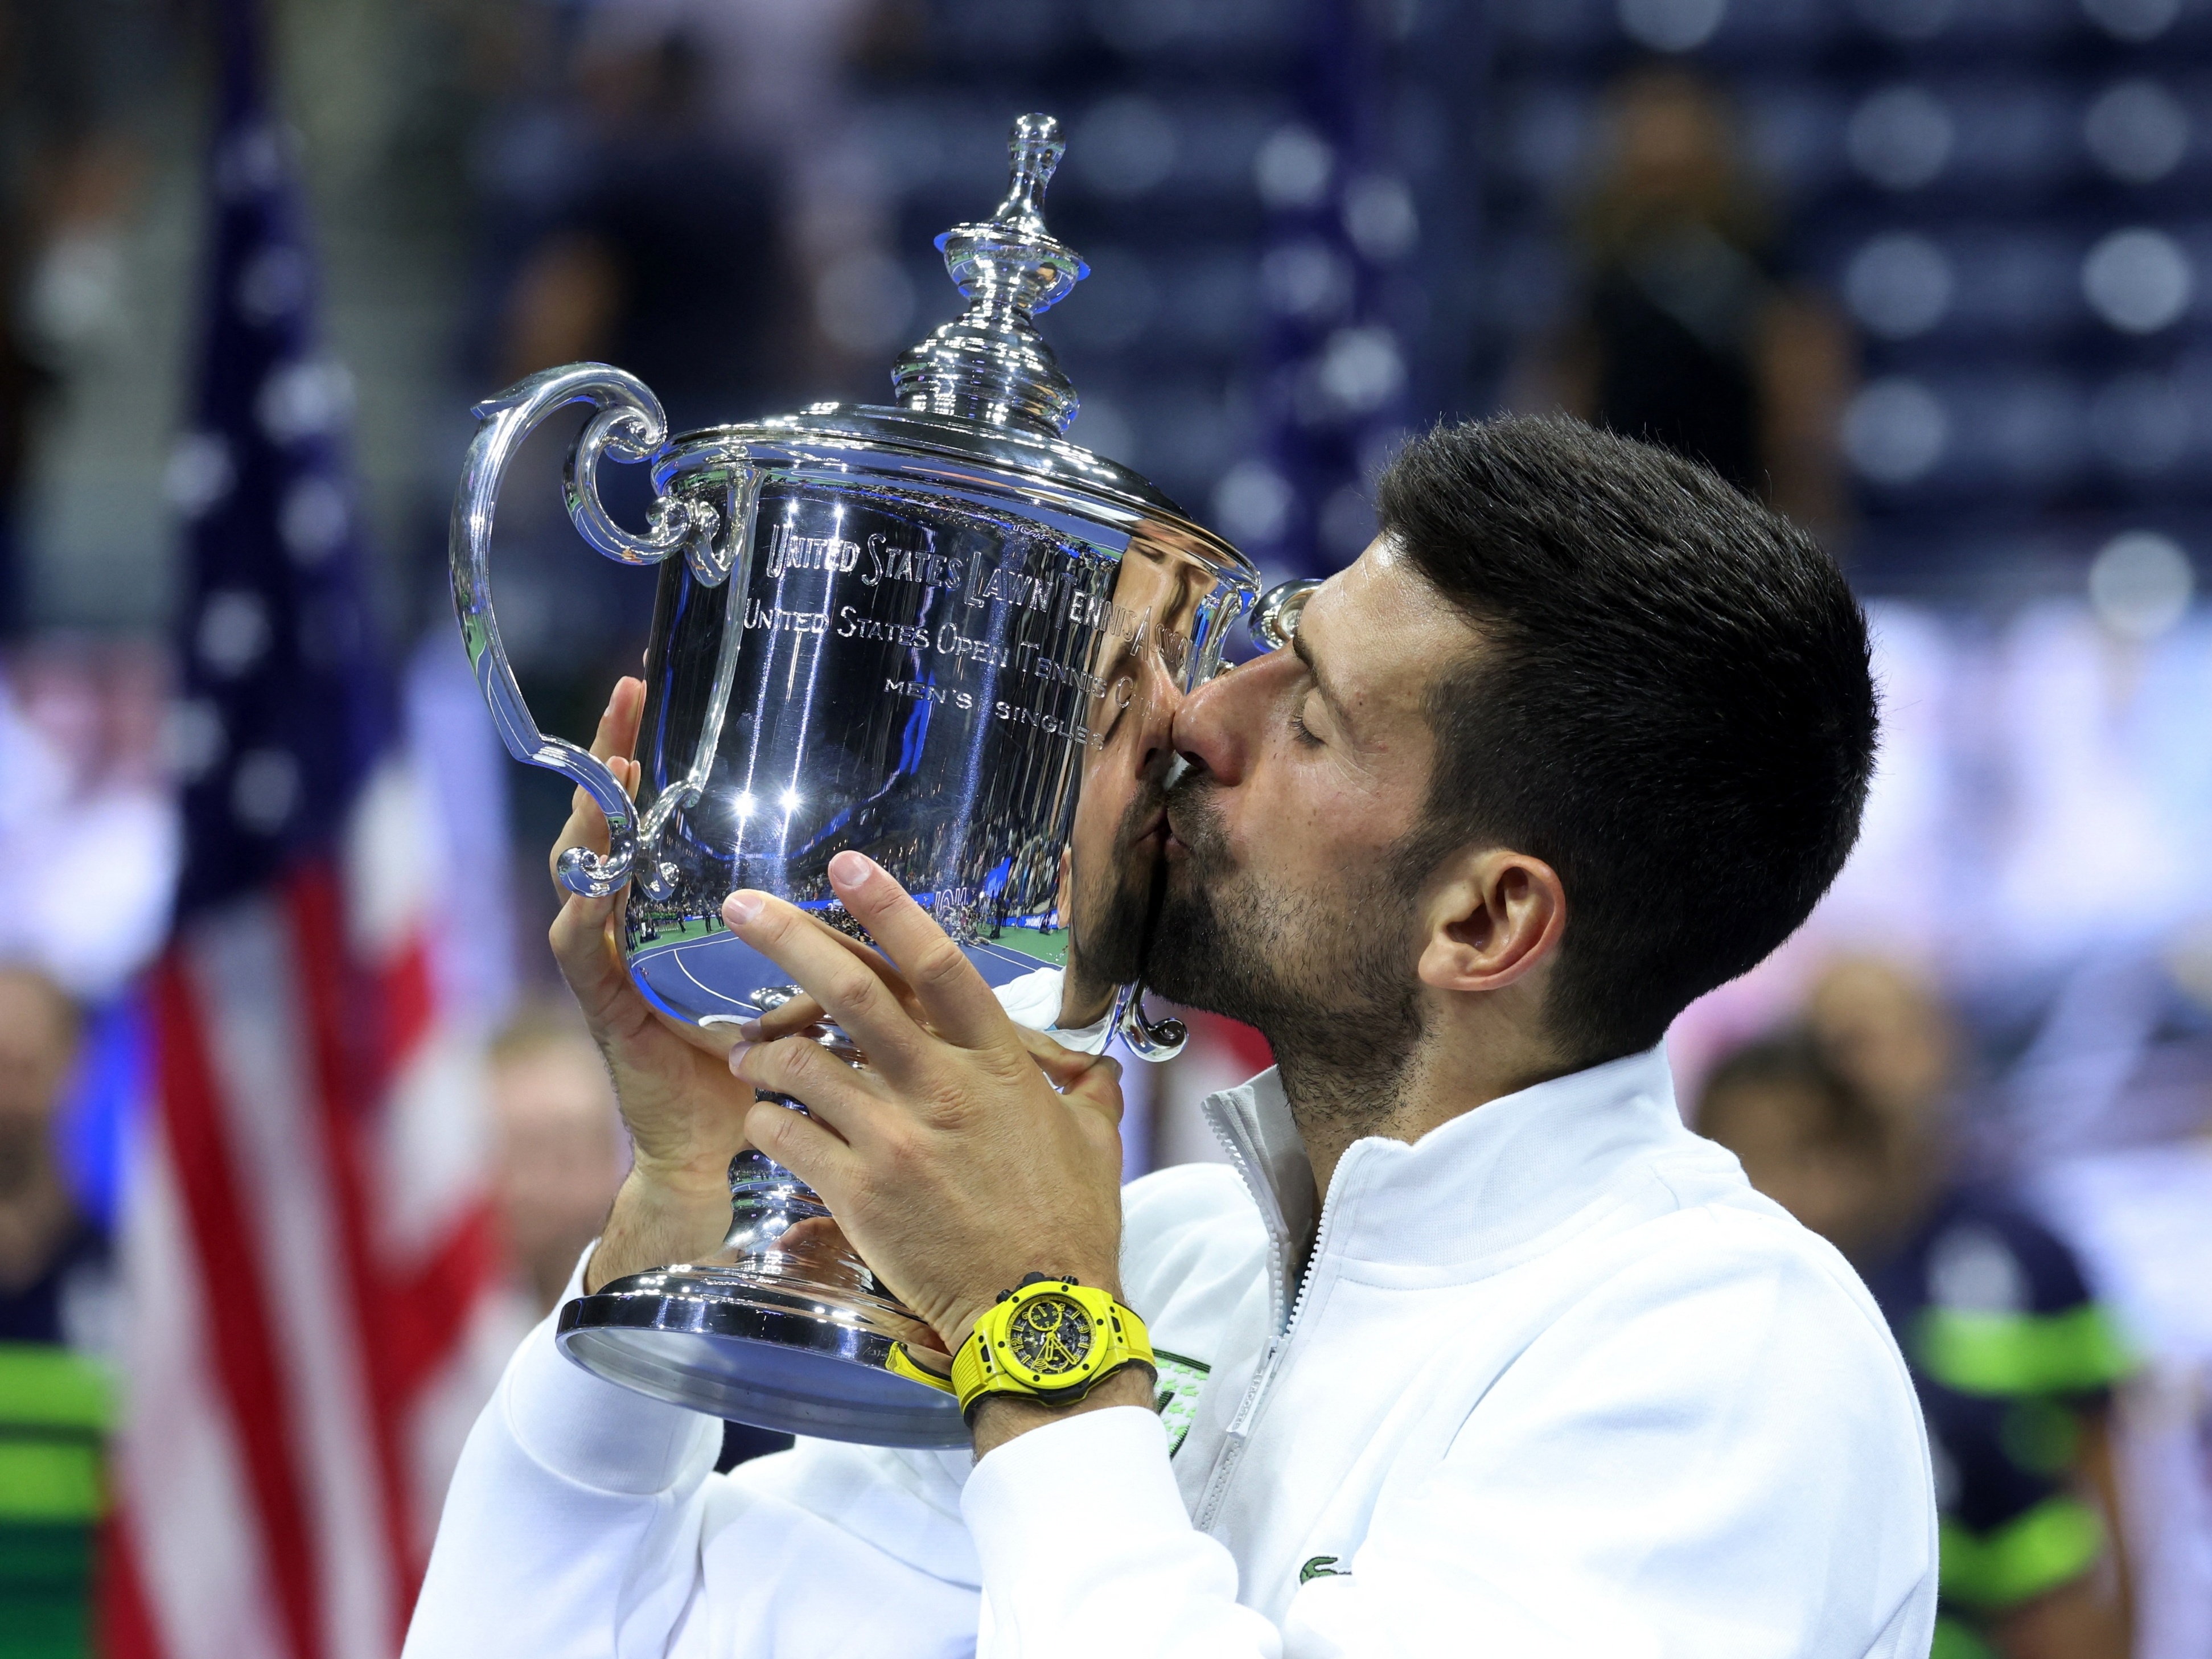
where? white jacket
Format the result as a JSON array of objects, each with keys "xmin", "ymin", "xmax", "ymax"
[{"xmin": 408, "ymin": 1045, "xmax": 1937, "ymax": 1659}]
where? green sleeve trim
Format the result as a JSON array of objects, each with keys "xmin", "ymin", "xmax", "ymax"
[
  {"xmin": 0, "ymin": 1346, "xmax": 113, "ymax": 1436},
  {"xmin": 1939, "ymin": 1496, "xmax": 2104, "ymax": 1611},
  {"xmin": 1914, "ymin": 1304, "xmax": 2135, "ymax": 1397},
  {"xmin": 0, "ymin": 1443, "xmax": 105, "ymax": 1524}
]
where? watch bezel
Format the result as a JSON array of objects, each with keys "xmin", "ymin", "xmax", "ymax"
[
  {"xmin": 990, "ymin": 1284, "xmax": 1114, "ymax": 1394},
  {"xmin": 953, "ymin": 1278, "xmax": 1156, "ymax": 1422}
]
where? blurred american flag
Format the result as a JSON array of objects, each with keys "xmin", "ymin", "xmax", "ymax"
[{"xmin": 106, "ymin": 6, "xmax": 500, "ymax": 1657}]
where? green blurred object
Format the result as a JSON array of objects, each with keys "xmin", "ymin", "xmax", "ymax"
[
  {"xmin": 0, "ymin": 1344, "xmax": 113, "ymax": 1659},
  {"xmin": 1915, "ymin": 1303, "xmax": 2134, "ymax": 1397},
  {"xmin": 1929, "ymin": 1612, "xmax": 2000, "ymax": 1659},
  {"xmin": 0, "ymin": 1527, "xmax": 96, "ymax": 1659},
  {"xmin": 1938, "ymin": 1494, "xmax": 2106, "ymax": 1612}
]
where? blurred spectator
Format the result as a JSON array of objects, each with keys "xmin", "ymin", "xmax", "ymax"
[
  {"xmin": 1535, "ymin": 67, "xmax": 1849, "ymax": 533},
  {"xmin": 0, "ymin": 966, "xmax": 104, "ymax": 1341},
  {"xmin": 0, "ymin": 964, "xmax": 111, "ymax": 1659},
  {"xmin": 0, "ymin": 0, "xmax": 160, "ymax": 639},
  {"xmin": 0, "ymin": 649, "xmax": 176, "ymax": 1001},
  {"xmin": 487, "ymin": 1004, "xmax": 626, "ymax": 1316},
  {"xmin": 482, "ymin": 14, "xmax": 798, "ymax": 430},
  {"xmin": 1697, "ymin": 1033, "xmax": 1888, "ymax": 1254},
  {"xmin": 1805, "ymin": 956, "xmax": 1958, "ymax": 1157},
  {"xmin": 1701, "ymin": 999, "xmax": 2137, "ymax": 1659},
  {"xmin": 553, "ymin": 0, "xmax": 893, "ymax": 394},
  {"xmin": 467, "ymin": 6, "xmax": 823, "ymax": 892},
  {"xmin": 484, "ymin": 999, "xmax": 793, "ymax": 1471}
]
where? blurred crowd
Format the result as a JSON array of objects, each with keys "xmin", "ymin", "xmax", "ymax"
[
  {"xmin": 1703, "ymin": 964, "xmax": 2141, "ymax": 1659},
  {"xmin": 0, "ymin": 0, "xmax": 2209, "ymax": 1656}
]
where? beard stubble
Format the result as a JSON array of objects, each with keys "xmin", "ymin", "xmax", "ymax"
[{"xmin": 1143, "ymin": 774, "xmax": 1432, "ymax": 1137}]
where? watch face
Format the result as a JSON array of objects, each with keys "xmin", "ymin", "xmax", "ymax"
[{"xmin": 1008, "ymin": 1293, "xmax": 1094, "ymax": 1377}]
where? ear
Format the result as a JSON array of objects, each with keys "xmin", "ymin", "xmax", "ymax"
[{"xmin": 1415, "ymin": 848, "xmax": 1567, "ymax": 994}]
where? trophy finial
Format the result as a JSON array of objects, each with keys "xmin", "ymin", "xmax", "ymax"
[
  {"xmin": 889, "ymin": 113, "xmax": 1088, "ymax": 435},
  {"xmin": 992, "ymin": 113, "xmax": 1065, "ymax": 236}
]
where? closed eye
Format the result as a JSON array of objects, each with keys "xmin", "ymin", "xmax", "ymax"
[{"xmin": 1288, "ymin": 709, "xmax": 1323, "ymax": 748}]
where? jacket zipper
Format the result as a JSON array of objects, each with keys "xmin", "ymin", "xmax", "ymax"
[{"xmin": 1192, "ymin": 1109, "xmax": 1342, "ymax": 1531}]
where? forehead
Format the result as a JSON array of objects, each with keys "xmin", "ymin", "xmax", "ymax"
[{"xmin": 1296, "ymin": 538, "xmax": 1479, "ymax": 716}]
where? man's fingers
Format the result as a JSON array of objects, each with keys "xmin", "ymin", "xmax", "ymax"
[
  {"xmin": 823, "ymin": 852, "xmax": 1011, "ymax": 1051},
  {"xmin": 721, "ymin": 890, "xmax": 932, "ymax": 1071},
  {"xmin": 552, "ymin": 794, "xmax": 611, "ymax": 886},
  {"xmin": 552, "ymin": 678, "xmax": 647, "ymax": 893},
  {"xmin": 747, "ymin": 923, "xmax": 924, "ymax": 1040},
  {"xmin": 1012, "ymin": 1024, "xmax": 1101, "ymax": 1087},
  {"xmin": 728, "ymin": 1036, "xmax": 890, "ymax": 1147},
  {"xmin": 1060, "ymin": 1056, "xmax": 1125, "ymax": 1128},
  {"xmin": 598, "ymin": 676, "xmax": 647, "ymax": 762},
  {"xmin": 1013, "ymin": 1026, "xmax": 1126, "ymax": 1127},
  {"xmin": 743, "ymin": 1098, "xmax": 864, "ymax": 1202}
]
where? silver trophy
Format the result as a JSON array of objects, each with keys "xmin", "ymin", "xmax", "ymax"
[{"xmin": 451, "ymin": 114, "xmax": 1305, "ymax": 1447}]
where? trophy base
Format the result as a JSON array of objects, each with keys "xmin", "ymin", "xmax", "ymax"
[
  {"xmin": 554, "ymin": 1149, "xmax": 968, "ymax": 1449},
  {"xmin": 556, "ymin": 1271, "xmax": 968, "ymax": 1448}
]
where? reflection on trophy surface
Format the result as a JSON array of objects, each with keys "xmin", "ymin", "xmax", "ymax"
[
  {"xmin": 1055, "ymin": 544, "xmax": 1207, "ymax": 1031},
  {"xmin": 448, "ymin": 111, "xmax": 1300, "ymax": 1445}
]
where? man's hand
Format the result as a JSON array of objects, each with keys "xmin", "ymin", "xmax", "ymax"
[
  {"xmin": 722, "ymin": 851, "xmax": 1129, "ymax": 1365},
  {"xmin": 551, "ymin": 678, "xmax": 756, "ymax": 1291}
]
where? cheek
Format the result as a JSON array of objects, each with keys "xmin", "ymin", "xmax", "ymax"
[{"xmin": 1245, "ymin": 755, "xmax": 1410, "ymax": 880}]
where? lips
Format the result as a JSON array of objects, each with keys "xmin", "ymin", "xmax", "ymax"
[
  {"xmin": 1118, "ymin": 795, "xmax": 1169, "ymax": 853},
  {"xmin": 1158, "ymin": 800, "xmax": 1191, "ymax": 858}
]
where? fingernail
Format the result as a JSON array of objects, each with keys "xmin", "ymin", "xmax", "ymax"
[
  {"xmin": 725, "ymin": 890, "xmax": 764, "ymax": 926},
  {"xmin": 726, "ymin": 1041, "xmax": 753, "ymax": 1075},
  {"xmin": 828, "ymin": 850, "xmax": 874, "ymax": 888},
  {"xmin": 737, "ymin": 1017, "xmax": 762, "ymax": 1041}
]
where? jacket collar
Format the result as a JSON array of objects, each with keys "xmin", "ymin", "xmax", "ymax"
[{"xmin": 1201, "ymin": 1045, "xmax": 1709, "ymax": 1323}]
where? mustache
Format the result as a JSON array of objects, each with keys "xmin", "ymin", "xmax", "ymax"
[
  {"xmin": 1113, "ymin": 774, "xmax": 1169, "ymax": 854},
  {"xmin": 1162, "ymin": 770, "xmax": 1231, "ymax": 865}
]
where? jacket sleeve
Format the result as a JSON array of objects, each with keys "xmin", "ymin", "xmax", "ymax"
[
  {"xmin": 961, "ymin": 1408, "xmax": 1281, "ymax": 1658},
  {"xmin": 958, "ymin": 1222, "xmax": 1936, "ymax": 1659},
  {"xmin": 403, "ymin": 1283, "xmax": 982, "ymax": 1659}
]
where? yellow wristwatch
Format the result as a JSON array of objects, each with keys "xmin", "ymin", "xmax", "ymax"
[{"xmin": 923, "ymin": 1274, "xmax": 1156, "ymax": 1423}]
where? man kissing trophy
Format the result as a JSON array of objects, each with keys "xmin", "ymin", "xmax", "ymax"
[{"xmin": 421, "ymin": 111, "xmax": 1937, "ymax": 1659}]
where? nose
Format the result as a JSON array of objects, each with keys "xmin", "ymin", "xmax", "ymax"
[
  {"xmin": 1172, "ymin": 643, "xmax": 1298, "ymax": 786},
  {"xmin": 1171, "ymin": 579, "xmax": 1318, "ymax": 783}
]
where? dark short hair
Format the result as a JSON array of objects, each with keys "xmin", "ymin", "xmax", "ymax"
[{"xmin": 1374, "ymin": 415, "xmax": 1878, "ymax": 1062}]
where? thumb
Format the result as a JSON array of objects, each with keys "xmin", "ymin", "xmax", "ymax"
[
  {"xmin": 1063, "ymin": 1056, "xmax": 1125, "ymax": 1128},
  {"xmin": 1014, "ymin": 1027, "xmax": 1124, "ymax": 1126}
]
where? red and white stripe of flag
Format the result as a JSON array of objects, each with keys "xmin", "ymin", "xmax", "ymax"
[{"xmin": 108, "ymin": 757, "xmax": 508, "ymax": 1659}]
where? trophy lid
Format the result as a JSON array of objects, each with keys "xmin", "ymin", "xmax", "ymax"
[{"xmin": 888, "ymin": 113, "xmax": 1088, "ymax": 436}]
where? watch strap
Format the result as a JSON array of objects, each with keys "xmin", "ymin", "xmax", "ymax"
[{"xmin": 885, "ymin": 1342, "xmax": 956, "ymax": 1396}]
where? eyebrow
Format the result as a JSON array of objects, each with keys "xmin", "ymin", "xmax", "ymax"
[{"xmin": 1291, "ymin": 625, "xmax": 1352, "ymax": 730}]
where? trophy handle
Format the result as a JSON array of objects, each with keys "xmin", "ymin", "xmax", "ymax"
[
  {"xmin": 1251, "ymin": 578, "xmax": 1321, "ymax": 651},
  {"xmin": 449, "ymin": 362, "xmax": 741, "ymax": 898},
  {"xmin": 1113, "ymin": 983, "xmax": 1189, "ymax": 1062}
]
